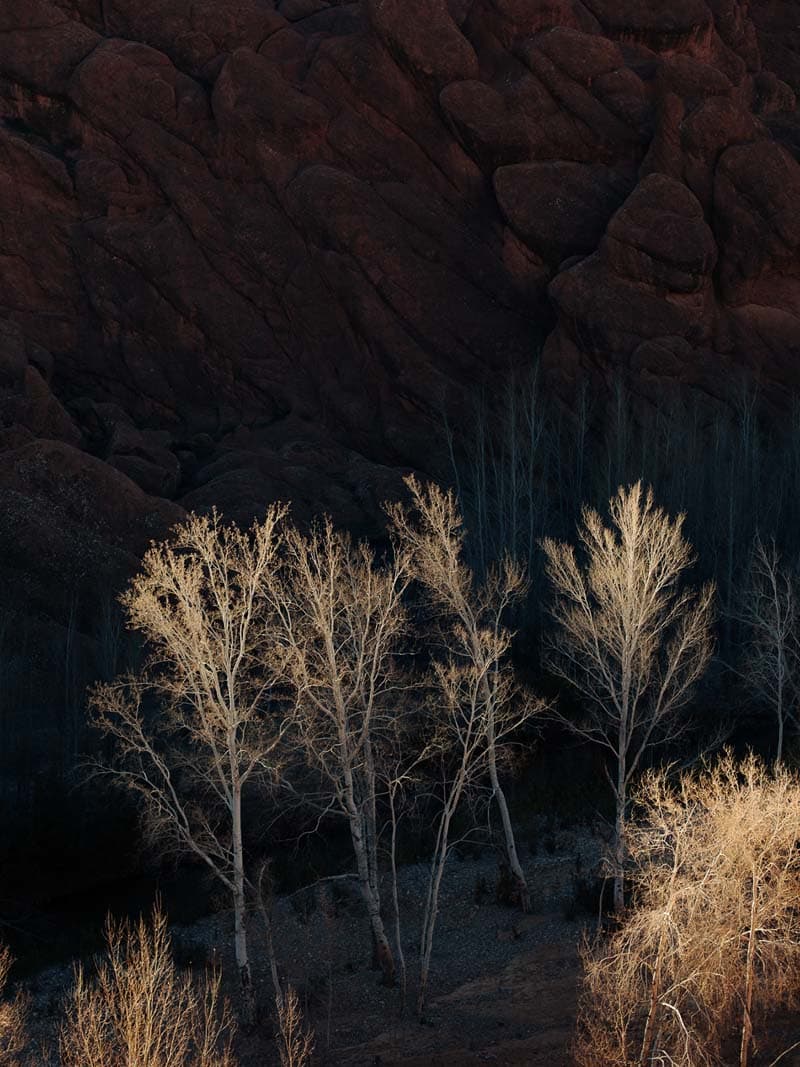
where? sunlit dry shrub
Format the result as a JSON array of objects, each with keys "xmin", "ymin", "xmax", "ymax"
[
  {"xmin": 60, "ymin": 904, "xmax": 235, "ymax": 1067},
  {"xmin": 0, "ymin": 945, "xmax": 26, "ymax": 1067},
  {"xmin": 574, "ymin": 754, "xmax": 800, "ymax": 1067}
]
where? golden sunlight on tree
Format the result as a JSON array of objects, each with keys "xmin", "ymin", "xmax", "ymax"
[
  {"xmin": 542, "ymin": 482, "xmax": 715, "ymax": 912},
  {"xmin": 88, "ymin": 507, "xmax": 290, "ymax": 1022},
  {"xmin": 60, "ymin": 904, "xmax": 235, "ymax": 1067},
  {"xmin": 388, "ymin": 476, "xmax": 533, "ymax": 912},
  {"xmin": 0, "ymin": 946, "xmax": 26, "ymax": 1067},
  {"xmin": 574, "ymin": 754, "xmax": 800, "ymax": 1067},
  {"xmin": 275, "ymin": 985, "xmax": 314, "ymax": 1067},
  {"xmin": 267, "ymin": 517, "xmax": 411, "ymax": 987},
  {"xmin": 389, "ymin": 478, "xmax": 545, "ymax": 1020}
]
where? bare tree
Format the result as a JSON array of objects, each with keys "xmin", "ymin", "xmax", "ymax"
[
  {"xmin": 542, "ymin": 482, "xmax": 715, "ymax": 912},
  {"xmin": 390, "ymin": 480, "xmax": 543, "ymax": 1018},
  {"xmin": 735, "ymin": 535, "xmax": 799, "ymax": 763},
  {"xmin": 575, "ymin": 754, "xmax": 800, "ymax": 1067},
  {"xmin": 88, "ymin": 507, "xmax": 290, "ymax": 1020},
  {"xmin": 0, "ymin": 945, "xmax": 26, "ymax": 1067},
  {"xmin": 388, "ymin": 477, "xmax": 533, "ymax": 910},
  {"xmin": 60, "ymin": 904, "xmax": 236, "ymax": 1067},
  {"xmin": 267, "ymin": 518, "xmax": 411, "ymax": 986}
]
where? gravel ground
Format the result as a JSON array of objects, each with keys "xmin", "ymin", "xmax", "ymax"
[{"xmin": 20, "ymin": 826, "xmax": 606, "ymax": 1065}]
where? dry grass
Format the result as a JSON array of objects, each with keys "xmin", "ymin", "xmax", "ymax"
[
  {"xmin": 574, "ymin": 753, "xmax": 800, "ymax": 1067},
  {"xmin": 59, "ymin": 905, "xmax": 235, "ymax": 1067}
]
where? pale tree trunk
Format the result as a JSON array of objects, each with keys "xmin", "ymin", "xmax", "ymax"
[
  {"xmin": 478, "ymin": 654, "xmax": 529, "ymax": 912},
  {"xmin": 232, "ymin": 780, "xmax": 255, "ymax": 1024},
  {"xmin": 363, "ymin": 739, "xmax": 383, "ymax": 970},
  {"xmin": 776, "ymin": 651, "xmax": 784, "ymax": 765},
  {"xmin": 418, "ymin": 806, "xmax": 454, "ymax": 1021},
  {"xmin": 487, "ymin": 726, "xmax": 529, "ymax": 912},
  {"xmin": 343, "ymin": 769, "xmax": 395, "ymax": 986},
  {"xmin": 255, "ymin": 866, "xmax": 284, "ymax": 1009},
  {"xmin": 739, "ymin": 871, "xmax": 758, "ymax": 1067},
  {"xmin": 613, "ymin": 760, "xmax": 627, "ymax": 914},
  {"xmin": 614, "ymin": 682, "xmax": 629, "ymax": 914},
  {"xmin": 388, "ymin": 784, "xmax": 407, "ymax": 1013}
]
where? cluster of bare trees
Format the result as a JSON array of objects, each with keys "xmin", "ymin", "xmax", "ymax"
[
  {"xmin": 576, "ymin": 754, "xmax": 800, "ymax": 1067},
  {"xmin": 85, "ymin": 477, "xmax": 540, "ymax": 1032},
  {"xmin": 17, "ymin": 457, "xmax": 795, "ymax": 1065}
]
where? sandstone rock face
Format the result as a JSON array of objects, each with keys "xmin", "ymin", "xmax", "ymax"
[{"xmin": 0, "ymin": 0, "xmax": 799, "ymax": 617}]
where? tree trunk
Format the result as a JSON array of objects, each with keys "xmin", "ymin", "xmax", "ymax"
[
  {"xmin": 639, "ymin": 905, "xmax": 670, "ymax": 1065},
  {"xmin": 776, "ymin": 668, "xmax": 784, "ymax": 765},
  {"xmin": 346, "ymin": 797, "xmax": 395, "ymax": 986},
  {"xmin": 613, "ymin": 774, "xmax": 626, "ymax": 914},
  {"xmin": 389, "ymin": 784, "xmax": 407, "ymax": 1014},
  {"xmin": 477, "ymin": 659, "xmax": 529, "ymax": 913},
  {"xmin": 418, "ymin": 806, "xmax": 454, "ymax": 1021},
  {"xmin": 487, "ymin": 738, "xmax": 530, "ymax": 912},
  {"xmin": 739, "ymin": 872, "xmax": 758, "ymax": 1067},
  {"xmin": 232, "ymin": 784, "xmax": 255, "ymax": 1024}
]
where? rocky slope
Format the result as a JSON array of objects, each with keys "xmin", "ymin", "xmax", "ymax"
[{"xmin": 0, "ymin": 2, "xmax": 799, "ymax": 828}]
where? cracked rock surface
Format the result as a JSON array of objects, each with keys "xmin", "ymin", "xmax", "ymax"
[{"xmin": 1, "ymin": 0, "xmax": 799, "ymax": 622}]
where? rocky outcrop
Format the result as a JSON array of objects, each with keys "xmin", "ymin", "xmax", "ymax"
[{"xmin": 1, "ymin": 0, "xmax": 799, "ymax": 612}]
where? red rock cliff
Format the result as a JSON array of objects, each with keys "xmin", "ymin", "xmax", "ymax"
[{"xmin": 1, "ymin": 0, "xmax": 799, "ymax": 614}]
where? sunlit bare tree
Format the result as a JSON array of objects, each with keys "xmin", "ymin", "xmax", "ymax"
[
  {"xmin": 542, "ymin": 482, "xmax": 715, "ymax": 911},
  {"xmin": 267, "ymin": 518, "xmax": 411, "ymax": 986},
  {"xmin": 388, "ymin": 477, "xmax": 533, "ymax": 910},
  {"xmin": 390, "ymin": 479, "xmax": 544, "ymax": 1018},
  {"xmin": 575, "ymin": 754, "xmax": 800, "ymax": 1067},
  {"xmin": 88, "ymin": 507, "xmax": 290, "ymax": 1020},
  {"xmin": 275, "ymin": 985, "xmax": 314, "ymax": 1067}
]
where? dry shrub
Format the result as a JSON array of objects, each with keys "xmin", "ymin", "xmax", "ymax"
[
  {"xmin": 574, "ymin": 753, "xmax": 800, "ymax": 1067},
  {"xmin": 60, "ymin": 905, "xmax": 235, "ymax": 1067},
  {"xmin": 276, "ymin": 985, "xmax": 314, "ymax": 1067},
  {"xmin": 0, "ymin": 945, "xmax": 26, "ymax": 1066}
]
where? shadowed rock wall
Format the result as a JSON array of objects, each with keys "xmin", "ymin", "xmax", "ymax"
[{"xmin": 0, "ymin": 0, "xmax": 799, "ymax": 617}]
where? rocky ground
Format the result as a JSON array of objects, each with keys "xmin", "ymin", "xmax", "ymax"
[
  {"xmin": 20, "ymin": 822, "xmax": 800, "ymax": 1065},
  {"xmin": 22, "ymin": 826, "xmax": 603, "ymax": 1065}
]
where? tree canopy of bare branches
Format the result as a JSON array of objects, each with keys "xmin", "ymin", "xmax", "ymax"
[
  {"xmin": 734, "ymin": 535, "xmax": 800, "ymax": 763},
  {"xmin": 389, "ymin": 478, "xmax": 544, "ymax": 1018},
  {"xmin": 542, "ymin": 481, "xmax": 715, "ymax": 911},
  {"xmin": 88, "ymin": 507, "xmax": 290, "ymax": 1019},
  {"xmin": 267, "ymin": 517, "xmax": 412, "ymax": 986}
]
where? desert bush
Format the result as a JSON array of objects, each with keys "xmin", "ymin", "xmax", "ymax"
[
  {"xmin": 60, "ymin": 904, "xmax": 235, "ymax": 1067},
  {"xmin": 276, "ymin": 985, "xmax": 314, "ymax": 1067},
  {"xmin": 0, "ymin": 945, "xmax": 26, "ymax": 1067},
  {"xmin": 574, "ymin": 753, "xmax": 800, "ymax": 1067}
]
